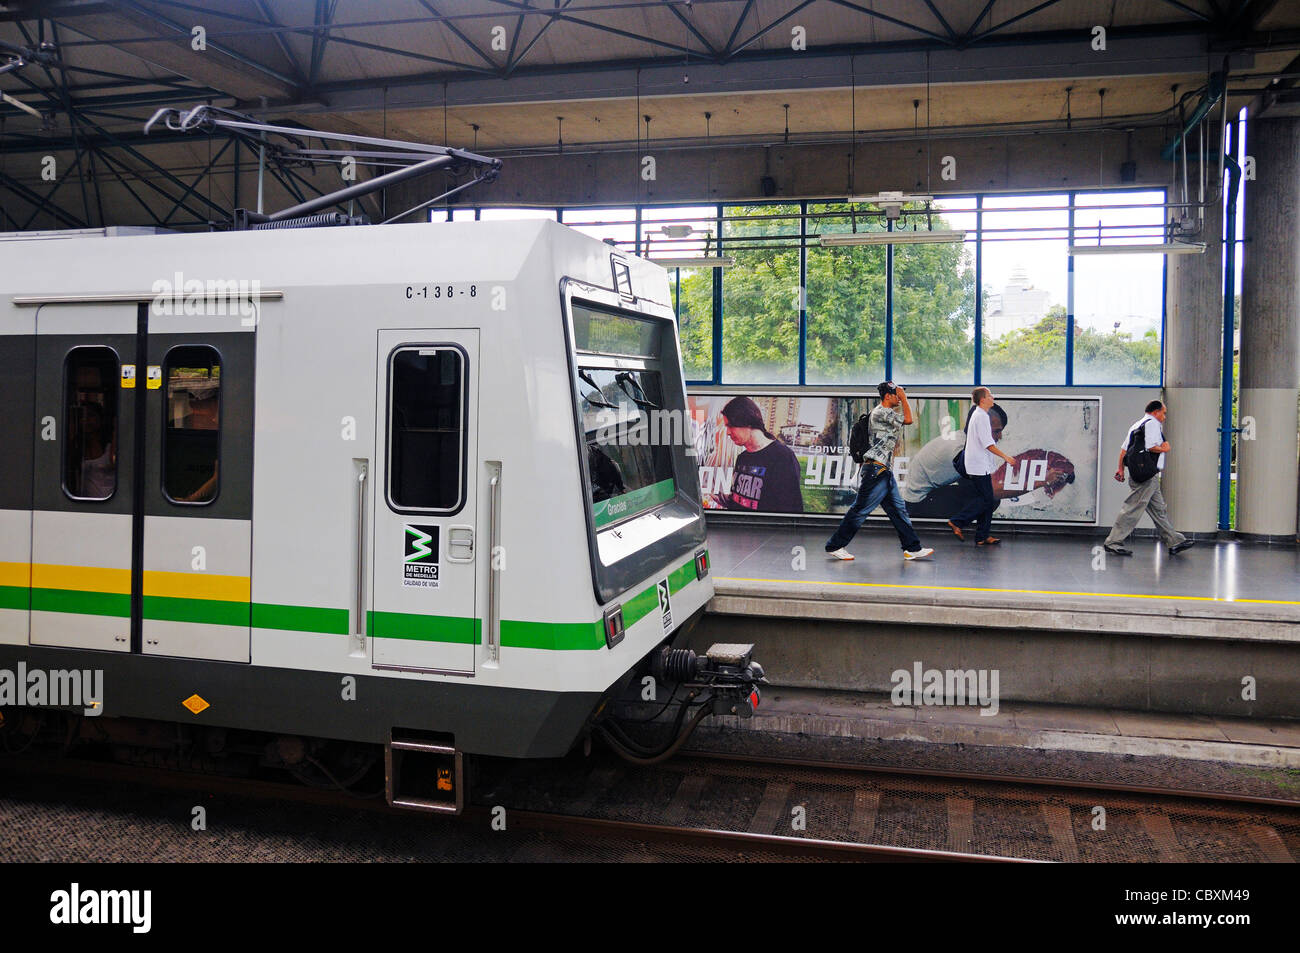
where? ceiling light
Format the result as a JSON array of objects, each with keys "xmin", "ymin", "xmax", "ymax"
[
  {"xmin": 1, "ymin": 91, "xmax": 41, "ymax": 120},
  {"xmin": 818, "ymin": 230, "xmax": 966, "ymax": 247},
  {"xmin": 649, "ymin": 256, "xmax": 734, "ymax": 269},
  {"xmin": 1068, "ymin": 242, "xmax": 1206, "ymax": 256}
]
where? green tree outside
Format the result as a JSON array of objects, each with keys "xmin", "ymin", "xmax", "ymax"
[{"xmin": 671, "ymin": 204, "xmax": 1161, "ymax": 387}]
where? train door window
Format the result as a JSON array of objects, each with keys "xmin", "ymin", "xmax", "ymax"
[
  {"xmin": 63, "ymin": 346, "xmax": 121, "ymax": 501},
  {"xmin": 162, "ymin": 345, "xmax": 222, "ymax": 504},
  {"xmin": 388, "ymin": 347, "xmax": 465, "ymax": 512}
]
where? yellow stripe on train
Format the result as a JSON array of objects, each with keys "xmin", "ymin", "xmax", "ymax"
[{"xmin": 13, "ymin": 563, "xmax": 250, "ymax": 603}]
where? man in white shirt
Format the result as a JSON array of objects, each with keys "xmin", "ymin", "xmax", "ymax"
[
  {"xmin": 1103, "ymin": 400, "xmax": 1193, "ymax": 556},
  {"xmin": 952, "ymin": 388, "xmax": 1016, "ymax": 546}
]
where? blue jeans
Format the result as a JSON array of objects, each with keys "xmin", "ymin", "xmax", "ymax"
[
  {"xmin": 952, "ymin": 474, "xmax": 998, "ymax": 542},
  {"xmin": 826, "ymin": 464, "xmax": 922, "ymax": 553}
]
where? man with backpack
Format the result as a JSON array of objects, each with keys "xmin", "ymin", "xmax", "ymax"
[
  {"xmin": 1103, "ymin": 399, "xmax": 1193, "ymax": 557},
  {"xmin": 825, "ymin": 382, "xmax": 934, "ymax": 561}
]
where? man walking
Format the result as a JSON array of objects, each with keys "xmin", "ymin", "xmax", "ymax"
[
  {"xmin": 1104, "ymin": 400, "xmax": 1193, "ymax": 556},
  {"xmin": 952, "ymin": 388, "xmax": 1016, "ymax": 546},
  {"xmin": 826, "ymin": 382, "xmax": 934, "ymax": 561}
]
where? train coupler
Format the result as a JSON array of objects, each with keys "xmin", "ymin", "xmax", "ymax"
[{"xmin": 653, "ymin": 642, "xmax": 767, "ymax": 719}]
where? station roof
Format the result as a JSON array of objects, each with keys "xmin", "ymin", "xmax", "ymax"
[{"xmin": 1, "ymin": 1, "xmax": 1297, "ymax": 228}]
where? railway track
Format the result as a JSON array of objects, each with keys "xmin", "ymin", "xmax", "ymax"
[{"xmin": 2, "ymin": 747, "xmax": 1296, "ymax": 862}]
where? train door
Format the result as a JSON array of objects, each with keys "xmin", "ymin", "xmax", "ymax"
[
  {"xmin": 141, "ymin": 308, "xmax": 255, "ymax": 663},
  {"xmin": 31, "ymin": 305, "xmax": 139, "ymax": 651},
  {"xmin": 30, "ymin": 300, "xmax": 255, "ymax": 661},
  {"xmin": 371, "ymin": 331, "xmax": 479, "ymax": 675}
]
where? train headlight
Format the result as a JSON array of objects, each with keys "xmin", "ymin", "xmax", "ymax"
[{"xmin": 694, "ymin": 549, "xmax": 710, "ymax": 579}]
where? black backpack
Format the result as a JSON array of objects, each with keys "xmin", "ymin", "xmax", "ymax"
[
  {"xmin": 1125, "ymin": 421, "xmax": 1159, "ymax": 484},
  {"xmin": 849, "ymin": 414, "xmax": 872, "ymax": 464}
]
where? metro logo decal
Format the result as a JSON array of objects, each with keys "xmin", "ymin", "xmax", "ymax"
[{"xmin": 403, "ymin": 525, "xmax": 440, "ymax": 589}]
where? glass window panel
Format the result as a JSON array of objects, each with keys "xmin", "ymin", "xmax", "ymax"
[
  {"xmin": 670, "ymin": 266, "xmax": 714, "ymax": 380},
  {"xmin": 980, "ymin": 194, "xmax": 1069, "ymax": 384},
  {"xmin": 163, "ymin": 345, "xmax": 221, "ymax": 504},
  {"xmin": 578, "ymin": 365, "xmax": 675, "ymax": 527},
  {"xmin": 63, "ymin": 347, "xmax": 120, "ymax": 501},
  {"xmin": 721, "ymin": 204, "xmax": 801, "ymax": 383},
  {"xmin": 478, "ymin": 207, "xmax": 557, "ymax": 221},
  {"xmin": 389, "ymin": 348, "xmax": 465, "ymax": 511},
  {"xmin": 571, "ymin": 304, "xmax": 662, "ymax": 357},
  {"xmin": 560, "ymin": 207, "xmax": 635, "ymax": 249},
  {"xmin": 804, "ymin": 202, "xmax": 885, "ymax": 384},
  {"xmin": 892, "ymin": 198, "xmax": 977, "ymax": 384},
  {"xmin": 1072, "ymin": 190, "xmax": 1166, "ymax": 385}
]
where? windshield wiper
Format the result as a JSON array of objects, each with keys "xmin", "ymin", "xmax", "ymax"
[
  {"xmin": 616, "ymin": 372, "xmax": 659, "ymax": 409},
  {"xmin": 578, "ymin": 370, "xmax": 617, "ymax": 408}
]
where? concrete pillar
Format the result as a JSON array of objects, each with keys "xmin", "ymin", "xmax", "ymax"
[
  {"xmin": 1238, "ymin": 116, "xmax": 1300, "ymax": 541},
  {"xmin": 1162, "ymin": 168, "xmax": 1223, "ymax": 535}
]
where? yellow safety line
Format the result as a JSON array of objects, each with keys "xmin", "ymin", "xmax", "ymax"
[{"xmin": 718, "ymin": 576, "xmax": 1300, "ymax": 608}]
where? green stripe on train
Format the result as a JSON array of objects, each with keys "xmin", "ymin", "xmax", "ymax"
[
  {"xmin": 667, "ymin": 558, "xmax": 697, "ymax": 595},
  {"xmin": 31, "ymin": 588, "xmax": 130, "ymax": 618},
  {"xmin": 621, "ymin": 584, "xmax": 660, "ymax": 628},
  {"xmin": 369, "ymin": 610, "xmax": 481, "ymax": 645},
  {"xmin": 143, "ymin": 595, "xmax": 250, "ymax": 627},
  {"xmin": 500, "ymin": 619, "xmax": 605, "ymax": 651},
  {"xmin": 252, "ymin": 602, "xmax": 350, "ymax": 634},
  {"xmin": 0, "ymin": 586, "xmax": 30, "ymax": 612}
]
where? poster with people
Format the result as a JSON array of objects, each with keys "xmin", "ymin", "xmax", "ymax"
[{"xmin": 688, "ymin": 392, "xmax": 1100, "ymax": 523}]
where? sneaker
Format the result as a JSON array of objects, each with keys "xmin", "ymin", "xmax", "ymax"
[
  {"xmin": 903, "ymin": 547, "xmax": 934, "ymax": 560},
  {"xmin": 827, "ymin": 548, "xmax": 855, "ymax": 560},
  {"xmin": 1104, "ymin": 544, "xmax": 1133, "ymax": 556},
  {"xmin": 946, "ymin": 520, "xmax": 965, "ymax": 541},
  {"xmin": 1170, "ymin": 539, "xmax": 1195, "ymax": 555}
]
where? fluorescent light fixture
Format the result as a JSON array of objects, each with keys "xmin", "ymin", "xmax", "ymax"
[
  {"xmin": 1068, "ymin": 242, "xmax": 1206, "ymax": 256},
  {"xmin": 818, "ymin": 230, "xmax": 966, "ymax": 247},
  {"xmin": 1, "ymin": 92, "xmax": 41, "ymax": 120},
  {"xmin": 650, "ymin": 256, "xmax": 735, "ymax": 269}
]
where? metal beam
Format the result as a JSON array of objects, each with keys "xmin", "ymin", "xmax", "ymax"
[
  {"xmin": 308, "ymin": 0, "xmax": 335, "ymax": 88},
  {"xmin": 506, "ymin": 1, "xmax": 576, "ymax": 76},
  {"xmin": 417, "ymin": 0, "xmax": 499, "ymax": 71},
  {"xmin": 309, "ymin": 27, "xmax": 1240, "ymax": 114},
  {"xmin": 253, "ymin": 0, "xmax": 307, "ymax": 85},
  {"xmin": 109, "ymin": 0, "xmax": 300, "ymax": 91},
  {"xmin": 728, "ymin": 0, "xmax": 820, "ymax": 60},
  {"xmin": 666, "ymin": 1, "xmax": 717, "ymax": 58},
  {"xmin": 723, "ymin": 0, "xmax": 757, "ymax": 56},
  {"xmin": 90, "ymin": 145, "xmax": 214, "ymax": 223},
  {"xmin": 824, "ymin": 0, "xmax": 953, "ymax": 46},
  {"xmin": 921, "ymin": 0, "xmax": 960, "ymax": 42},
  {"xmin": 160, "ymin": 136, "xmax": 231, "ymax": 225},
  {"xmin": 0, "ymin": 169, "xmax": 86, "ymax": 228},
  {"xmin": 89, "ymin": 144, "xmax": 167, "ymax": 226},
  {"xmin": 1153, "ymin": 0, "xmax": 1214, "ymax": 22},
  {"xmin": 970, "ymin": 0, "xmax": 1069, "ymax": 44},
  {"xmin": 486, "ymin": 0, "xmax": 698, "ymax": 58}
]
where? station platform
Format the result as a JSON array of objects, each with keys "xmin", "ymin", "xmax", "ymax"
[
  {"xmin": 686, "ymin": 688, "xmax": 1300, "ymax": 804},
  {"xmin": 690, "ymin": 522, "xmax": 1300, "ymax": 719}
]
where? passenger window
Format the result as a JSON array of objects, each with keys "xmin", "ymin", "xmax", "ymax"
[
  {"xmin": 163, "ymin": 345, "xmax": 221, "ymax": 504},
  {"xmin": 63, "ymin": 347, "xmax": 120, "ymax": 501},
  {"xmin": 389, "ymin": 347, "xmax": 465, "ymax": 511}
]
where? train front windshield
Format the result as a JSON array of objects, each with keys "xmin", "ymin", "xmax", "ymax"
[{"xmin": 570, "ymin": 300, "xmax": 706, "ymax": 601}]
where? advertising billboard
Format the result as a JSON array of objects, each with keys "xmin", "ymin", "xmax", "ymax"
[{"xmin": 688, "ymin": 393, "xmax": 1101, "ymax": 523}]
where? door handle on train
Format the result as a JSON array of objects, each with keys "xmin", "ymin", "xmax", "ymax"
[{"xmin": 447, "ymin": 525, "xmax": 474, "ymax": 563}]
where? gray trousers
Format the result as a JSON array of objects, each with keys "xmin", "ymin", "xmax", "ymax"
[{"xmin": 1105, "ymin": 474, "xmax": 1187, "ymax": 548}]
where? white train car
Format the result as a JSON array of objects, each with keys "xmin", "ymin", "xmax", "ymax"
[{"xmin": 0, "ymin": 220, "xmax": 751, "ymax": 806}]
